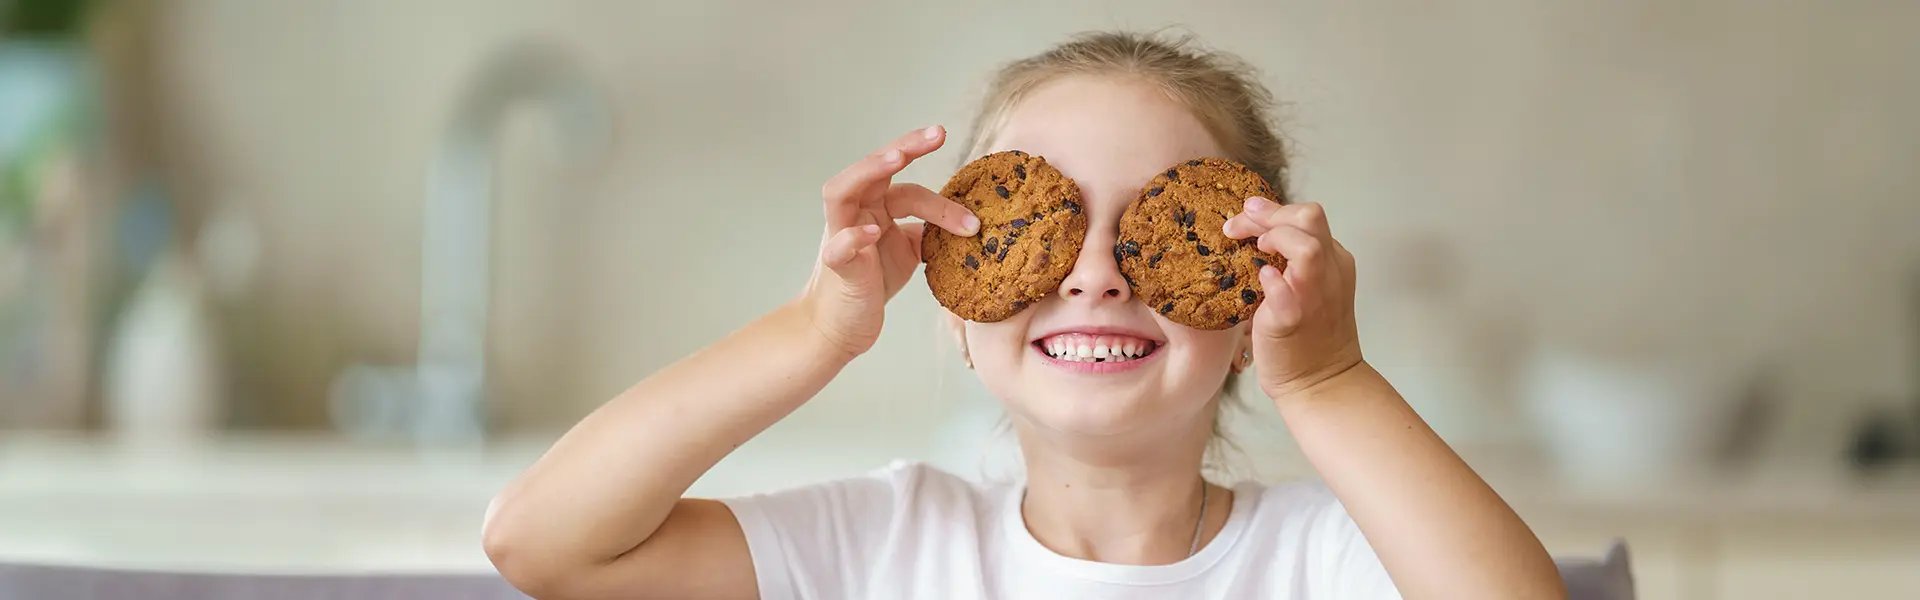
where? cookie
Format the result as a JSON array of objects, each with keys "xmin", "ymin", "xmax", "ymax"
[
  {"xmin": 922, "ymin": 150, "xmax": 1087, "ymax": 322},
  {"xmin": 1115, "ymin": 157, "xmax": 1285, "ymax": 330}
]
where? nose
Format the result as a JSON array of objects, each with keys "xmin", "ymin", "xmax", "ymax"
[{"xmin": 1058, "ymin": 232, "xmax": 1133, "ymax": 303}]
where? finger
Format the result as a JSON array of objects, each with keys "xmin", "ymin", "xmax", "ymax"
[
  {"xmin": 896, "ymin": 221, "xmax": 928, "ymax": 250},
  {"xmin": 821, "ymin": 224, "xmax": 883, "ymax": 268},
  {"xmin": 1256, "ymin": 225, "xmax": 1324, "ymax": 290},
  {"xmin": 1261, "ymin": 201, "xmax": 1330, "ymax": 237},
  {"xmin": 1255, "ymin": 264, "xmax": 1303, "ymax": 335},
  {"xmin": 893, "ymin": 221, "xmax": 931, "ymax": 263},
  {"xmin": 885, "ymin": 183, "xmax": 979, "ymax": 236},
  {"xmin": 821, "ymin": 126, "xmax": 947, "ymax": 224},
  {"xmin": 1223, "ymin": 196, "xmax": 1282, "ymax": 239}
]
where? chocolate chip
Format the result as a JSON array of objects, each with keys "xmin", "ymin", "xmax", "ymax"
[
  {"xmin": 1177, "ymin": 210, "xmax": 1196, "ymax": 228},
  {"xmin": 983, "ymin": 237, "xmax": 999, "ymax": 255},
  {"xmin": 1010, "ymin": 218, "xmax": 1029, "ymax": 229},
  {"xmin": 1218, "ymin": 275, "xmax": 1236, "ymax": 290},
  {"xmin": 994, "ymin": 185, "xmax": 1010, "ymax": 199},
  {"xmin": 1044, "ymin": 239, "xmax": 1053, "ymax": 251},
  {"xmin": 997, "ymin": 245, "xmax": 1011, "ymax": 262},
  {"xmin": 1011, "ymin": 300, "xmax": 1027, "ymax": 311},
  {"xmin": 1148, "ymin": 251, "xmax": 1164, "ymax": 267},
  {"xmin": 1241, "ymin": 288, "xmax": 1258, "ymax": 304},
  {"xmin": 1064, "ymin": 199, "xmax": 1082, "ymax": 214},
  {"xmin": 1121, "ymin": 240, "xmax": 1141, "ymax": 257},
  {"xmin": 1185, "ymin": 231, "xmax": 1198, "ymax": 242},
  {"xmin": 1011, "ymin": 150, "xmax": 1028, "ymax": 157},
  {"xmin": 1159, "ymin": 301, "xmax": 1175, "ymax": 315},
  {"xmin": 1013, "ymin": 164, "xmax": 1026, "ymax": 179},
  {"xmin": 964, "ymin": 255, "xmax": 979, "ymax": 270},
  {"xmin": 1165, "ymin": 168, "xmax": 1179, "ymax": 181},
  {"xmin": 1226, "ymin": 315, "xmax": 1240, "ymax": 325},
  {"xmin": 1147, "ymin": 186, "xmax": 1164, "ymax": 197},
  {"xmin": 1196, "ymin": 244, "xmax": 1212, "ymax": 256},
  {"xmin": 1187, "ymin": 159, "xmax": 1204, "ymax": 166},
  {"xmin": 1252, "ymin": 257, "xmax": 1268, "ymax": 268}
]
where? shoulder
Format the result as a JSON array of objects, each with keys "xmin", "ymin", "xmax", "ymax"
[
  {"xmin": 1233, "ymin": 479, "xmax": 1398, "ymax": 597},
  {"xmin": 720, "ymin": 460, "xmax": 995, "ymax": 528},
  {"xmin": 1242, "ymin": 478, "xmax": 1345, "ymax": 518},
  {"xmin": 1235, "ymin": 479, "xmax": 1369, "ymax": 546},
  {"xmin": 717, "ymin": 462, "xmax": 1001, "ymax": 599}
]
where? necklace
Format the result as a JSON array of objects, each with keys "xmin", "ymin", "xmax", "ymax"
[{"xmin": 1187, "ymin": 481, "xmax": 1210, "ymax": 557}]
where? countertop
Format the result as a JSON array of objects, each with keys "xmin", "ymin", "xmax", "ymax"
[{"xmin": 4, "ymin": 430, "xmax": 1917, "ymax": 574}]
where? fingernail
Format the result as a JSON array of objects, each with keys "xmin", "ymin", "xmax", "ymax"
[
  {"xmin": 1244, "ymin": 197, "xmax": 1270, "ymax": 212},
  {"xmin": 924, "ymin": 125, "xmax": 942, "ymax": 140},
  {"xmin": 862, "ymin": 224, "xmax": 881, "ymax": 235},
  {"xmin": 1260, "ymin": 264, "xmax": 1281, "ymax": 279},
  {"xmin": 962, "ymin": 214, "xmax": 980, "ymax": 235},
  {"xmin": 1221, "ymin": 216, "xmax": 1237, "ymax": 235}
]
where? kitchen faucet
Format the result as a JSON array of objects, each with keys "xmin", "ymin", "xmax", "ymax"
[{"xmin": 331, "ymin": 42, "xmax": 610, "ymax": 443}]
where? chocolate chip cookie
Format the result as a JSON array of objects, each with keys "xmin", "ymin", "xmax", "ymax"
[
  {"xmin": 1115, "ymin": 157, "xmax": 1285, "ymax": 330},
  {"xmin": 922, "ymin": 150, "xmax": 1087, "ymax": 322}
]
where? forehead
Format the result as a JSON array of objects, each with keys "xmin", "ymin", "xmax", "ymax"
[{"xmin": 986, "ymin": 76, "xmax": 1226, "ymax": 199}]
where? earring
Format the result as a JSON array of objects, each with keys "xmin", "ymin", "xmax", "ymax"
[
  {"xmin": 963, "ymin": 352, "xmax": 974, "ymax": 370},
  {"xmin": 1233, "ymin": 350, "xmax": 1252, "ymax": 372}
]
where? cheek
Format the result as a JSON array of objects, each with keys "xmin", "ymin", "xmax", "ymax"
[
  {"xmin": 1163, "ymin": 327, "xmax": 1241, "ymax": 384},
  {"xmin": 963, "ymin": 320, "xmax": 1029, "ymax": 368},
  {"xmin": 963, "ymin": 320, "xmax": 1032, "ymax": 402}
]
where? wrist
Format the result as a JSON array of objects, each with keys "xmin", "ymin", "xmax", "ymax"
[
  {"xmin": 1263, "ymin": 359, "xmax": 1378, "ymax": 407},
  {"xmin": 778, "ymin": 299, "xmax": 865, "ymax": 366}
]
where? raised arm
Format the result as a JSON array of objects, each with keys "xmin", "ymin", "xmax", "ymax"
[
  {"xmin": 481, "ymin": 125, "xmax": 977, "ymax": 600},
  {"xmin": 1225, "ymin": 198, "xmax": 1565, "ymax": 599}
]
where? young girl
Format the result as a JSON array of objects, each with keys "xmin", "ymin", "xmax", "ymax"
[{"xmin": 483, "ymin": 32, "xmax": 1565, "ymax": 599}]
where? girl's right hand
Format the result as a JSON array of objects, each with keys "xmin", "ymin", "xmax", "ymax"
[{"xmin": 801, "ymin": 125, "xmax": 980, "ymax": 357}]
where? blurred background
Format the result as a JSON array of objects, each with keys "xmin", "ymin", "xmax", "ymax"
[{"xmin": 1, "ymin": 1, "xmax": 1917, "ymax": 598}]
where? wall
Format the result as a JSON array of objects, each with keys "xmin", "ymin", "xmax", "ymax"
[{"xmin": 145, "ymin": 1, "xmax": 1920, "ymax": 459}]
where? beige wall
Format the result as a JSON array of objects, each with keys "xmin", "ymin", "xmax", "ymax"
[{"xmin": 148, "ymin": 1, "xmax": 1919, "ymax": 456}]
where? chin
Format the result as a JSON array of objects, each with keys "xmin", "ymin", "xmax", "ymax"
[{"xmin": 1029, "ymin": 394, "xmax": 1148, "ymax": 437}]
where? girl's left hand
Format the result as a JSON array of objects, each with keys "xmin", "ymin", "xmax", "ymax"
[{"xmin": 1222, "ymin": 197, "xmax": 1365, "ymax": 401}]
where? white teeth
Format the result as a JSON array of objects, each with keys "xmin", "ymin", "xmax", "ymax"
[{"xmin": 1039, "ymin": 336, "xmax": 1156, "ymax": 362}]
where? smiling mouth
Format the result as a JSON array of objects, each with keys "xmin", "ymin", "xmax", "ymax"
[{"xmin": 1032, "ymin": 333, "xmax": 1160, "ymax": 363}]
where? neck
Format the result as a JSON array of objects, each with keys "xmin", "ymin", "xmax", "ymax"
[{"xmin": 1012, "ymin": 418, "xmax": 1229, "ymax": 565}]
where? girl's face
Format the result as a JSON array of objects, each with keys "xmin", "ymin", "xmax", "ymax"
[{"xmin": 961, "ymin": 75, "xmax": 1248, "ymax": 443}]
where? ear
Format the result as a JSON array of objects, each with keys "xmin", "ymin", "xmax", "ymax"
[
  {"xmin": 1233, "ymin": 326, "xmax": 1254, "ymax": 372},
  {"xmin": 944, "ymin": 312, "xmax": 971, "ymax": 366}
]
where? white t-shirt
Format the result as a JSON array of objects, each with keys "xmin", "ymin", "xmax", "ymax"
[{"xmin": 721, "ymin": 461, "xmax": 1401, "ymax": 599}]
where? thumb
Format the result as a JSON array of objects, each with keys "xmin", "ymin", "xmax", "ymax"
[
  {"xmin": 822, "ymin": 224, "xmax": 883, "ymax": 270},
  {"xmin": 1254, "ymin": 264, "xmax": 1302, "ymax": 339}
]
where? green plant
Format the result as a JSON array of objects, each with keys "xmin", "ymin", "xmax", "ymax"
[{"xmin": 3, "ymin": 0, "xmax": 94, "ymax": 36}]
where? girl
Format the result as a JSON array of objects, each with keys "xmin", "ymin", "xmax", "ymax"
[{"xmin": 483, "ymin": 31, "xmax": 1565, "ymax": 599}]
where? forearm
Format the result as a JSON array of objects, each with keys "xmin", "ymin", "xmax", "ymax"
[
  {"xmin": 485, "ymin": 300, "xmax": 853, "ymax": 567},
  {"xmin": 1277, "ymin": 362, "xmax": 1564, "ymax": 599}
]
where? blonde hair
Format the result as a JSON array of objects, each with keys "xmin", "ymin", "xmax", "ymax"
[
  {"xmin": 960, "ymin": 30, "xmax": 1292, "ymax": 203},
  {"xmin": 960, "ymin": 30, "xmax": 1294, "ymax": 481}
]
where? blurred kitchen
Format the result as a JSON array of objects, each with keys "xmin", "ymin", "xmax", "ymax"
[{"xmin": 2, "ymin": 1, "xmax": 1917, "ymax": 598}]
